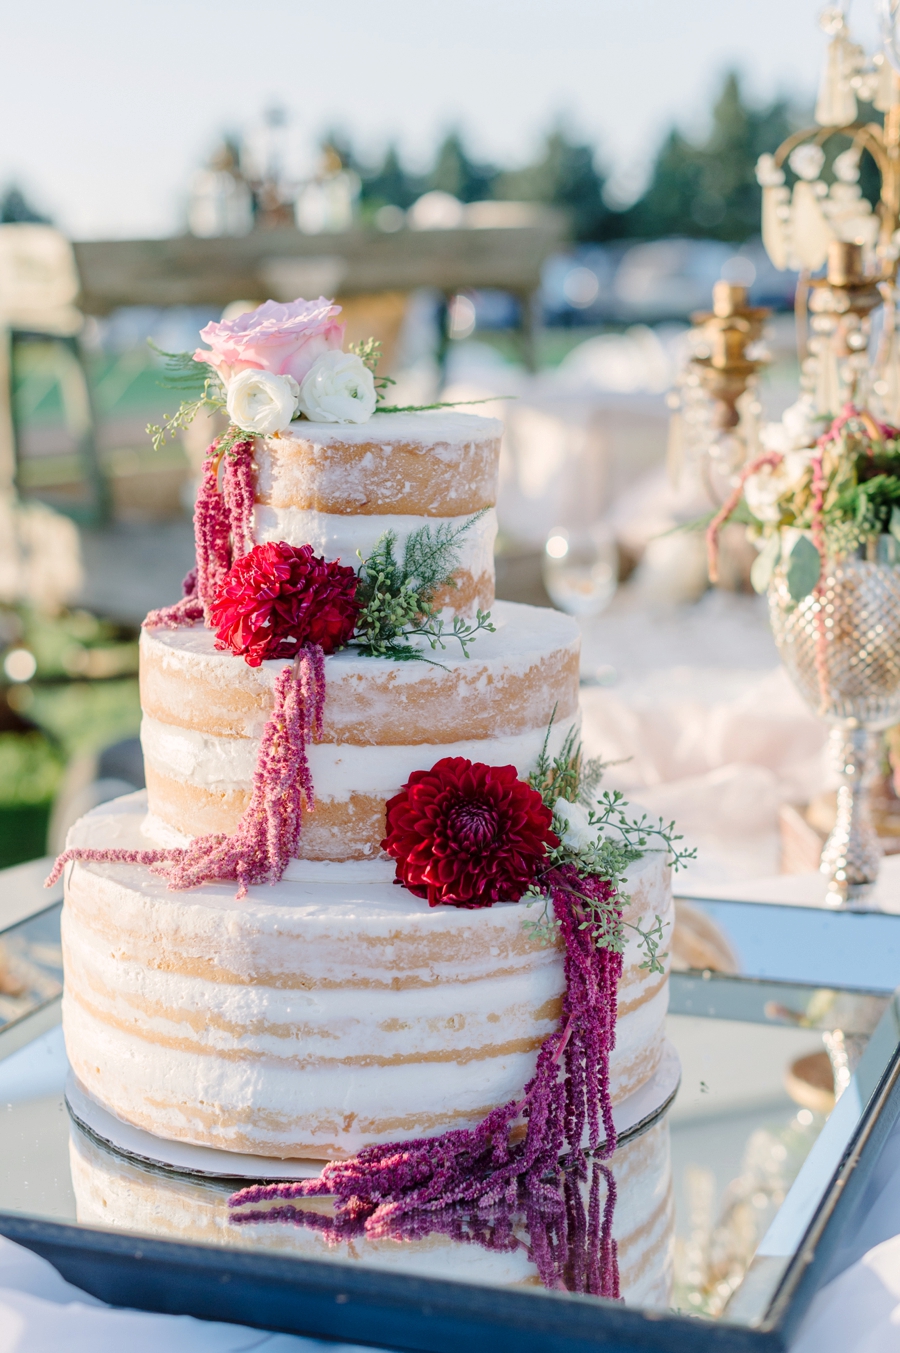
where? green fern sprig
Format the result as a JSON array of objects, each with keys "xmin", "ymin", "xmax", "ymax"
[
  {"xmin": 528, "ymin": 706, "xmax": 610, "ymax": 811},
  {"xmin": 145, "ymin": 343, "xmax": 226, "ymax": 451},
  {"xmin": 352, "ymin": 511, "xmax": 494, "ymax": 660}
]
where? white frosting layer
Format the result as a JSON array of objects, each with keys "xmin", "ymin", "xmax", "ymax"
[
  {"xmin": 62, "ymin": 793, "xmax": 673, "ymax": 1159},
  {"xmin": 144, "ymin": 600, "xmax": 576, "ymax": 691},
  {"xmin": 252, "ymin": 505, "xmax": 497, "ymax": 584},
  {"xmin": 140, "ymin": 712, "xmax": 580, "ymax": 798},
  {"xmin": 140, "ymin": 600, "xmax": 580, "ymax": 742},
  {"xmin": 275, "ymin": 409, "xmax": 503, "ymax": 448}
]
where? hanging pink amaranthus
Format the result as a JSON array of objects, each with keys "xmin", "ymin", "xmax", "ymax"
[
  {"xmin": 228, "ymin": 864, "xmax": 623, "ymax": 1299},
  {"xmin": 46, "ymin": 645, "xmax": 325, "ymax": 900},
  {"xmin": 144, "ymin": 437, "xmax": 257, "ymax": 629}
]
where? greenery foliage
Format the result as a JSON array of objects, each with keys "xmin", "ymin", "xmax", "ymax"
[
  {"xmin": 352, "ymin": 513, "xmax": 495, "ymax": 662},
  {"xmin": 522, "ymin": 714, "xmax": 695, "ymax": 973},
  {"xmin": 348, "ymin": 72, "xmax": 813, "ymax": 243},
  {"xmin": 0, "ymin": 732, "xmax": 63, "ymax": 806},
  {"xmin": 145, "ymin": 343, "xmax": 225, "ymax": 452}
]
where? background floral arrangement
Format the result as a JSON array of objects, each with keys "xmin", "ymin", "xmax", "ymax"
[{"xmin": 708, "ymin": 400, "xmax": 900, "ymax": 601}]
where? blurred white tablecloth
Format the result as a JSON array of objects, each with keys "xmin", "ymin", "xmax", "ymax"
[{"xmin": 576, "ymin": 589, "xmax": 829, "ymax": 885}]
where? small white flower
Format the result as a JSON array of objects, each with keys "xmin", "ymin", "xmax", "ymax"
[
  {"xmin": 782, "ymin": 395, "xmax": 824, "ymax": 449},
  {"xmin": 296, "ymin": 351, "xmax": 377, "ymax": 424},
  {"xmin": 744, "ymin": 466, "xmax": 789, "ymax": 523},
  {"xmin": 744, "ymin": 442, "xmax": 815, "ymax": 524},
  {"xmin": 554, "ymin": 797, "xmax": 595, "ymax": 852},
  {"xmin": 759, "ymin": 396, "xmax": 824, "ymax": 459},
  {"xmin": 225, "ymin": 369, "xmax": 299, "ymax": 435}
]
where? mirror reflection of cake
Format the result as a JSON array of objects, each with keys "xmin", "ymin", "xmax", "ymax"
[{"xmin": 69, "ymin": 1115, "xmax": 674, "ymax": 1308}]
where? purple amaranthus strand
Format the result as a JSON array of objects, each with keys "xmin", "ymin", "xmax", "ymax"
[
  {"xmin": 45, "ymin": 645, "xmax": 325, "ymax": 901},
  {"xmin": 230, "ymin": 1159, "xmax": 619, "ymax": 1297},
  {"xmin": 144, "ymin": 437, "xmax": 256, "ymax": 629},
  {"xmin": 228, "ymin": 863, "xmax": 623, "ymax": 1299}
]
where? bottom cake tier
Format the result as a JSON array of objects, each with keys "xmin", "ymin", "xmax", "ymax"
[{"xmin": 61, "ymin": 792, "xmax": 674, "ymax": 1160}]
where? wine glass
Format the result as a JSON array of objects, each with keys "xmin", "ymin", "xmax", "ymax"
[{"xmin": 543, "ymin": 524, "xmax": 618, "ymax": 617}]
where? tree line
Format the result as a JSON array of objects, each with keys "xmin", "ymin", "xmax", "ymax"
[{"xmin": 336, "ymin": 72, "xmax": 797, "ymax": 244}]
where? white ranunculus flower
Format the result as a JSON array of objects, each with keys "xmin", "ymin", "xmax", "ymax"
[
  {"xmin": 744, "ymin": 449, "xmax": 815, "ymax": 523},
  {"xmin": 226, "ymin": 369, "xmax": 299, "ymax": 435},
  {"xmin": 296, "ymin": 351, "xmax": 377, "ymax": 424},
  {"xmin": 554, "ymin": 797, "xmax": 595, "ymax": 852},
  {"xmin": 743, "ymin": 464, "xmax": 789, "ymax": 522},
  {"xmin": 760, "ymin": 395, "xmax": 823, "ymax": 455}
]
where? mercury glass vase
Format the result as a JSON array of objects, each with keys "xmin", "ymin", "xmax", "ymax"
[{"xmin": 768, "ymin": 537, "xmax": 900, "ymax": 907}]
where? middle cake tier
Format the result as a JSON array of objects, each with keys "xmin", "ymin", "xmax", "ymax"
[{"xmin": 140, "ymin": 600, "xmax": 580, "ymax": 861}]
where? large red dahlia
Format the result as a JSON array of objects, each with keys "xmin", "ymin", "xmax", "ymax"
[
  {"xmin": 211, "ymin": 541, "xmax": 359, "ymax": 666},
  {"xmin": 382, "ymin": 756, "xmax": 558, "ymax": 907}
]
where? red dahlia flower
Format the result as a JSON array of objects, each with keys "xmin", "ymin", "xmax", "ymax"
[
  {"xmin": 211, "ymin": 541, "xmax": 359, "ymax": 666},
  {"xmin": 382, "ymin": 756, "xmax": 558, "ymax": 907}
]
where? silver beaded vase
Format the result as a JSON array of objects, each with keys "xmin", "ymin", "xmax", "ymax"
[{"xmin": 768, "ymin": 536, "xmax": 900, "ymax": 906}]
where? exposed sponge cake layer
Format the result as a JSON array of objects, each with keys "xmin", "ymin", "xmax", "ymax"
[
  {"xmin": 255, "ymin": 410, "xmax": 502, "ymax": 518},
  {"xmin": 252, "ymin": 505, "xmax": 498, "ymax": 616},
  {"xmin": 139, "ymin": 601, "xmax": 580, "ymax": 858},
  {"xmin": 140, "ymin": 710, "xmax": 580, "ymax": 859}
]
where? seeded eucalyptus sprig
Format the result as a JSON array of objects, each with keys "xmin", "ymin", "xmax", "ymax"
[
  {"xmin": 352, "ymin": 512, "xmax": 495, "ymax": 662},
  {"xmin": 522, "ymin": 717, "xmax": 694, "ymax": 974},
  {"xmin": 348, "ymin": 336, "xmax": 396, "ymax": 404}
]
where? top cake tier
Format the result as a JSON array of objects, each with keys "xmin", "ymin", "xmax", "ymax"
[{"xmin": 252, "ymin": 410, "xmax": 503, "ymax": 615}]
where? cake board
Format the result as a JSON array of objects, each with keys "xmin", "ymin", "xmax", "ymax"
[{"xmin": 65, "ymin": 1040, "xmax": 681, "ymax": 1183}]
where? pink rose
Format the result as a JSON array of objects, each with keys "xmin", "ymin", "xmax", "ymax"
[{"xmin": 193, "ymin": 297, "xmax": 345, "ymax": 385}]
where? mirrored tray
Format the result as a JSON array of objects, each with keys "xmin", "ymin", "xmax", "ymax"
[{"xmin": 2, "ymin": 874, "xmax": 900, "ymax": 1351}]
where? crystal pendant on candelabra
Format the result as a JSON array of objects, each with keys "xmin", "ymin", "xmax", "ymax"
[
  {"xmin": 816, "ymin": 8, "xmax": 863, "ymax": 127},
  {"xmin": 768, "ymin": 538, "xmax": 900, "ymax": 908},
  {"xmin": 799, "ymin": 241, "xmax": 883, "ymax": 417},
  {"xmin": 666, "ymin": 281, "xmax": 769, "ymax": 509}
]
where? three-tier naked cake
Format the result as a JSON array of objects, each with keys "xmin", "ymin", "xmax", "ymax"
[{"xmin": 60, "ymin": 365, "xmax": 674, "ymax": 1165}]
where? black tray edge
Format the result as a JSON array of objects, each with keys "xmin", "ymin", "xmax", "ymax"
[{"xmin": 0, "ymin": 1213, "xmax": 782, "ymax": 1353}]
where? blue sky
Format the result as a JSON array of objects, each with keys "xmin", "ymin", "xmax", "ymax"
[{"xmin": 0, "ymin": 0, "xmax": 877, "ymax": 239}]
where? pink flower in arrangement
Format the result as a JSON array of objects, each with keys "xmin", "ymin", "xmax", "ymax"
[
  {"xmin": 193, "ymin": 297, "xmax": 345, "ymax": 385},
  {"xmin": 211, "ymin": 541, "xmax": 360, "ymax": 667},
  {"xmin": 382, "ymin": 757, "xmax": 558, "ymax": 907}
]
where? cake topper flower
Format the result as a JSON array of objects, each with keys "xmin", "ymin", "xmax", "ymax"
[
  {"xmin": 147, "ymin": 295, "xmax": 499, "ymax": 450},
  {"xmin": 225, "ymin": 369, "xmax": 300, "ymax": 436},
  {"xmin": 296, "ymin": 350, "xmax": 377, "ymax": 424},
  {"xmin": 211, "ymin": 540, "xmax": 359, "ymax": 666},
  {"xmin": 193, "ymin": 297, "xmax": 344, "ymax": 386},
  {"xmin": 382, "ymin": 756, "xmax": 558, "ymax": 907}
]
